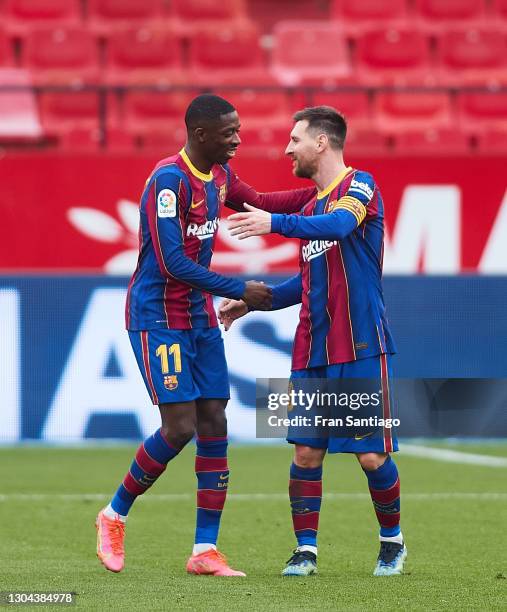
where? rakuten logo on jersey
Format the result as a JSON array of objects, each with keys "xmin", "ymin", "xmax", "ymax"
[
  {"xmin": 187, "ymin": 218, "xmax": 220, "ymax": 240},
  {"xmin": 349, "ymin": 179, "xmax": 374, "ymax": 200},
  {"xmin": 302, "ymin": 240, "xmax": 337, "ymax": 262}
]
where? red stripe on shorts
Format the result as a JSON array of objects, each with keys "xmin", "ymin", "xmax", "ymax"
[
  {"xmin": 380, "ymin": 354, "xmax": 393, "ymax": 453},
  {"xmin": 141, "ymin": 331, "xmax": 159, "ymax": 405}
]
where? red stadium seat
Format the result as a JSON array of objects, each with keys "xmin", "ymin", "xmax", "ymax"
[
  {"xmin": 462, "ymin": 93, "xmax": 507, "ymax": 153},
  {"xmin": 104, "ymin": 27, "xmax": 185, "ymax": 86},
  {"xmin": 248, "ymin": 0, "xmax": 329, "ymax": 33},
  {"xmin": 170, "ymin": 0, "xmax": 250, "ymax": 34},
  {"xmin": 374, "ymin": 92, "xmax": 453, "ymax": 133},
  {"xmin": 38, "ymin": 91, "xmax": 138, "ymax": 150},
  {"xmin": 56, "ymin": 127, "xmax": 102, "ymax": 151},
  {"xmin": 216, "ymin": 89, "xmax": 290, "ymax": 121},
  {"xmin": 356, "ymin": 28, "xmax": 434, "ymax": 86},
  {"xmin": 393, "ymin": 129, "xmax": 470, "ymax": 155},
  {"xmin": 21, "ymin": 27, "xmax": 100, "ymax": 86},
  {"xmin": 107, "ymin": 127, "xmax": 136, "ymax": 151},
  {"xmin": 171, "ymin": 0, "xmax": 246, "ymax": 21},
  {"xmin": 331, "ymin": 0, "xmax": 409, "ymax": 37},
  {"xmin": 475, "ymin": 129, "xmax": 507, "ymax": 153},
  {"xmin": 211, "ymin": 90, "xmax": 291, "ymax": 135},
  {"xmin": 137, "ymin": 127, "xmax": 188, "ymax": 152},
  {"xmin": 5, "ymin": 0, "xmax": 81, "ymax": 36},
  {"xmin": 436, "ymin": 28, "xmax": 507, "ymax": 86},
  {"xmin": 0, "ymin": 68, "xmax": 43, "ymax": 143},
  {"xmin": 293, "ymin": 91, "xmax": 373, "ymax": 131},
  {"xmin": 0, "ymin": 29, "xmax": 15, "ymax": 67},
  {"xmin": 459, "ymin": 92, "xmax": 507, "ymax": 130},
  {"xmin": 122, "ymin": 91, "xmax": 196, "ymax": 138},
  {"xmin": 235, "ymin": 125, "xmax": 291, "ymax": 158},
  {"xmin": 38, "ymin": 92, "xmax": 100, "ymax": 138},
  {"xmin": 271, "ymin": 21, "xmax": 352, "ymax": 86},
  {"xmin": 188, "ymin": 27, "xmax": 274, "ymax": 85},
  {"xmin": 492, "ymin": 0, "xmax": 507, "ymax": 19},
  {"xmin": 414, "ymin": 0, "xmax": 488, "ymax": 32},
  {"xmin": 56, "ymin": 126, "xmax": 135, "ymax": 151},
  {"xmin": 345, "ymin": 129, "xmax": 389, "ymax": 156},
  {"xmin": 87, "ymin": 0, "xmax": 166, "ymax": 35}
]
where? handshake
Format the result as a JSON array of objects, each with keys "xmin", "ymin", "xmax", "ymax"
[
  {"xmin": 242, "ymin": 280, "xmax": 272, "ymax": 310},
  {"xmin": 218, "ymin": 280, "xmax": 271, "ymax": 331}
]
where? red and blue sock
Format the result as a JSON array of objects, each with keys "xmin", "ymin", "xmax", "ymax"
[
  {"xmin": 363, "ymin": 456, "xmax": 401, "ymax": 538},
  {"xmin": 289, "ymin": 463, "xmax": 323, "ymax": 548},
  {"xmin": 110, "ymin": 428, "xmax": 179, "ymax": 517},
  {"xmin": 194, "ymin": 436, "xmax": 229, "ymax": 546}
]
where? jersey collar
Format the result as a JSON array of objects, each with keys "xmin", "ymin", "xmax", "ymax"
[
  {"xmin": 180, "ymin": 148, "xmax": 214, "ymax": 182},
  {"xmin": 317, "ymin": 166, "xmax": 353, "ymax": 199}
]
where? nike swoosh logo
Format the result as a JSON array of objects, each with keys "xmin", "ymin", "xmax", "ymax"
[
  {"xmin": 191, "ymin": 198, "xmax": 205, "ymax": 209},
  {"xmin": 355, "ymin": 432, "xmax": 374, "ymax": 441},
  {"xmin": 219, "ymin": 473, "xmax": 229, "ymax": 480}
]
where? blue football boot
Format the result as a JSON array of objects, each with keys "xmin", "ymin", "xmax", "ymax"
[
  {"xmin": 373, "ymin": 541, "xmax": 407, "ymax": 576},
  {"xmin": 282, "ymin": 549, "xmax": 318, "ymax": 576}
]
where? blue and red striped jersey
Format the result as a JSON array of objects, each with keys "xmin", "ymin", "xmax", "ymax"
[
  {"xmin": 126, "ymin": 149, "xmax": 314, "ymax": 330},
  {"xmin": 271, "ymin": 167, "xmax": 396, "ymax": 370}
]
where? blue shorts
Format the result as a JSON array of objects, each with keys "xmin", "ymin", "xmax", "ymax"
[
  {"xmin": 287, "ymin": 354, "xmax": 398, "ymax": 454},
  {"xmin": 128, "ymin": 327, "xmax": 230, "ymax": 405}
]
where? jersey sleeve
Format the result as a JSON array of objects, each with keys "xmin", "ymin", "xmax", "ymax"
[
  {"xmin": 270, "ymin": 172, "xmax": 377, "ymax": 241},
  {"xmin": 271, "ymin": 273, "xmax": 303, "ymax": 310},
  {"xmin": 342, "ymin": 171, "xmax": 377, "ymax": 221},
  {"xmin": 147, "ymin": 171, "xmax": 246, "ymax": 299},
  {"xmin": 225, "ymin": 169, "xmax": 316, "ymax": 214}
]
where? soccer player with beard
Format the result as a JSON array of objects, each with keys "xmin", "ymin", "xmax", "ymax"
[
  {"xmin": 95, "ymin": 94, "xmax": 315, "ymax": 576},
  {"xmin": 220, "ymin": 106, "xmax": 406, "ymax": 577}
]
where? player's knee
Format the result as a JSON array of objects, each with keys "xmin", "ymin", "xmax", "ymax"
[
  {"xmin": 197, "ymin": 400, "xmax": 228, "ymax": 437},
  {"xmin": 161, "ymin": 425, "xmax": 195, "ymax": 451},
  {"xmin": 294, "ymin": 445, "xmax": 325, "ymax": 468},
  {"xmin": 356, "ymin": 452, "xmax": 388, "ymax": 471}
]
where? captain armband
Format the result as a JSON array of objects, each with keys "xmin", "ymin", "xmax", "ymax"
[{"xmin": 328, "ymin": 196, "xmax": 367, "ymax": 226}]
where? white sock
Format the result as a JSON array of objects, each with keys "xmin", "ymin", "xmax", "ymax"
[
  {"xmin": 297, "ymin": 545, "xmax": 317, "ymax": 556},
  {"xmin": 193, "ymin": 543, "xmax": 216, "ymax": 555},
  {"xmin": 103, "ymin": 503, "xmax": 127, "ymax": 523},
  {"xmin": 379, "ymin": 531, "xmax": 403, "ymax": 545}
]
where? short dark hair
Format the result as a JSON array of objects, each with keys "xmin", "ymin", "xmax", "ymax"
[
  {"xmin": 293, "ymin": 106, "xmax": 347, "ymax": 150},
  {"xmin": 185, "ymin": 94, "xmax": 236, "ymax": 129}
]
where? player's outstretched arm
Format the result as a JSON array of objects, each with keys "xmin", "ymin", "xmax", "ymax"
[
  {"xmin": 228, "ymin": 204, "xmax": 363, "ymax": 241},
  {"xmin": 270, "ymin": 207, "xmax": 360, "ymax": 240},
  {"xmin": 225, "ymin": 172, "xmax": 315, "ymax": 214},
  {"xmin": 228, "ymin": 204, "xmax": 273, "ymax": 238}
]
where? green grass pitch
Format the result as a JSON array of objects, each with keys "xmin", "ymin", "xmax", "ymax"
[{"xmin": 1, "ymin": 444, "xmax": 506, "ymax": 611}]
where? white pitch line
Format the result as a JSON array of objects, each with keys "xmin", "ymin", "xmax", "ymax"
[
  {"xmin": 0, "ymin": 492, "xmax": 506, "ymax": 502},
  {"xmin": 399, "ymin": 443, "xmax": 507, "ymax": 467}
]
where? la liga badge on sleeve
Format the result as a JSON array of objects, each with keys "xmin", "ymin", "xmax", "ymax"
[{"xmin": 157, "ymin": 189, "xmax": 177, "ymax": 218}]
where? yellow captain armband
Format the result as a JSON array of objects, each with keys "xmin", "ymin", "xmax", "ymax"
[{"xmin": 327, "ymin": 195, "xmax": 367, "ymax": 225}]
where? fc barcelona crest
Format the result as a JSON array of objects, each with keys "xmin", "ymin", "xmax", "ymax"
[
  {"xmin": 164, "ymin": 375, "xmax": 178, "ymax": 390},
  {"xmin": 218, "ymin": 184, "xmax": 227, "ymax": 203}
]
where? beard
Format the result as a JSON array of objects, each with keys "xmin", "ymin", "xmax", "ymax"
[{"xmin": 293, "ymin": 157, "xmax": 318, "ymax": 179}]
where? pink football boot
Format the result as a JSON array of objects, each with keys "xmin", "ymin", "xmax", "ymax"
[
  {"xmin": 95, "ymin": 509, "xmax": 125, "ymax": 573},
  {"xmin": 186, "ymin": 549, "xmax": 246, "ymax": 576}
]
